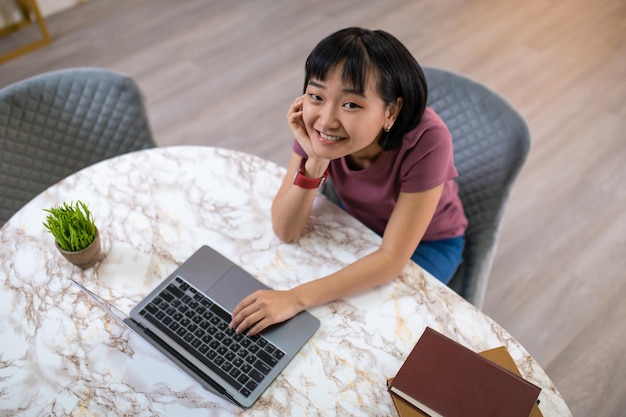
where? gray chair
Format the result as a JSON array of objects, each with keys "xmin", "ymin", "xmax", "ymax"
[
  {"xmin": 0, "ymin": 67, "xmax": 156, "ymax": 227},
  {"xmin": 423, "ymin": 67, "xmax": 530, "ymax": 308}
]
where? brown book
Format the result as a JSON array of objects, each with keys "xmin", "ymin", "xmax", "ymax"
[
  {"xmin": 479, "ymin": 347, "xmax": 543, "ymax": 417},
  {"xmin": 387, "ymin": 347, "xmax": 543, "ymax": 417},
  {"xmin": 388, "ymin": 327, "xmax": 541, "ymax": 417}
]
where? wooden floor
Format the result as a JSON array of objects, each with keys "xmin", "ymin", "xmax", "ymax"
[{"xmin": 2, "ymin": 1, "xmax": 624, "ymax": 415}]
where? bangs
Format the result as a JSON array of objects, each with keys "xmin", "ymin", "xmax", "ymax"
[{"xmin": 304, "ymin": 36, "xmax": 373, "ymax": 93}]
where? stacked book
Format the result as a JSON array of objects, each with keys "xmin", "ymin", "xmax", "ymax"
[{"xmin": 387, "ymin": 327, "xmax": 542, "ymax": 417}]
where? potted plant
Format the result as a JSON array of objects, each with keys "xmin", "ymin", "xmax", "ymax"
[{"xmin": 43, "ymin": 200, "xmax": 102, "ymax": 269}]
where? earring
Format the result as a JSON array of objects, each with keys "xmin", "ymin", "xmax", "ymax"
[{"xmin": 385, "ymin": 126, "xmax": 391, "ymax": 132}]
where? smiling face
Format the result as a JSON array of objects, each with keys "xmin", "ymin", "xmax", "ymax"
[{"xmin": 302, "ymin": 65, "xmax": 400, "ymax": 164}]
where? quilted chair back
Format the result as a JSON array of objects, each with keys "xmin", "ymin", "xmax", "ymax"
[
  {"xmin": 423, "ymin": 67, "xmax": 530, "ymax": 308},
  {"xmin": 0, "ymin": 68, "xmax": 156, "ymax": 227}
]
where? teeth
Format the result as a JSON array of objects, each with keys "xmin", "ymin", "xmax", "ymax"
[{"xmin": 320, "ymin": 132, "xmax": 343, "ymax": 141}]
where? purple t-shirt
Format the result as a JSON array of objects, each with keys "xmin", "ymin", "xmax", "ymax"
[{"xmin": 293, "ymin": 107, "xmax": 467, "ymax": 241}]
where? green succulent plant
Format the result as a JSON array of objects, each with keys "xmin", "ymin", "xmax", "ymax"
[{"xmin": 43, "ymin": 200, "xmax": 97, "ymax": 252}]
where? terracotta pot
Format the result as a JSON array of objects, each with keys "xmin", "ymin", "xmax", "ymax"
[{"xmin": 55, "ymin": 228, "xmax": 102, "ymax": 269}]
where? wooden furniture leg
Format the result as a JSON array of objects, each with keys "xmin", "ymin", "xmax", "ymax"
[{"xmin": 0, "ymin": 0, "xmax": 52, "ymax": 64}]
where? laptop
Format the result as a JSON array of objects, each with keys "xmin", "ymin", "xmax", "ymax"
[{"xmin": 72, "ymin": 245, "xmax": 320, "ymax": 408}]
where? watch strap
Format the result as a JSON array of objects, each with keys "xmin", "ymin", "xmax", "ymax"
[{"xmin": 293, "ymin": 158, "xmax": 328, "ymax": 189}]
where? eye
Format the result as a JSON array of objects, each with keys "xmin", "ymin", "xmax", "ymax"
[
  {"xmin": 343, "ymin": 102, "xmax": 361, "ymax": 110},
  {"xmin": 309, "ymin": 94, "xmax": 322, "ymax": 102}
]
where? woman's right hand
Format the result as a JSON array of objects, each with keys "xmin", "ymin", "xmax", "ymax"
[{"xmin": 287, "ymin": 95, "xmax": 316, "ymax": 158}]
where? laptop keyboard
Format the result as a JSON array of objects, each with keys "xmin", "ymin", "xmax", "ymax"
[{"xmin": 139, "ymin": 276, "xmax": 285, "ymax": 397}]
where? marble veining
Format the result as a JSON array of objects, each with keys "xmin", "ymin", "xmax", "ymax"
[{"xmin": 0, "ymin": 146, "xmax": 571, "ymax": 416}]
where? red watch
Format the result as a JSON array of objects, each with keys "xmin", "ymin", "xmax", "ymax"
[{"xmin": 293, "ymin": 158, "xmax": 328, "ymax": 189}]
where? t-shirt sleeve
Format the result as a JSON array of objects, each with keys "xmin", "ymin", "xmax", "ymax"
[
  {"xmin": 292, "ymin": 140, "xmax": 307, "ymax": 158},
  {"xmin": 400, "ymin": 123, "xmax": 458, "ymax": 193}
]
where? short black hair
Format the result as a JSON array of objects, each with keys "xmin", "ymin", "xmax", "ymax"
[{"xmin": 304, "ymin": 27, "xmax": 428, "ymax": 150}]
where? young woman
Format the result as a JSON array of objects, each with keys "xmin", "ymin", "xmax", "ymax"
[{"xmin": 230, "ymin": 27, "xmax": 467, "ymax": 335}]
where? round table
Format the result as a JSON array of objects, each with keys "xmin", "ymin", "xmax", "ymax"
[{"xmin": 0, "ymin": 146, "xmax": 571, "ymax": 416}]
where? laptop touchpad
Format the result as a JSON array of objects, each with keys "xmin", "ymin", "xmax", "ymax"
[{"xmin": 205, "ymin": 267, "xmax": 269, "ymax": 313}]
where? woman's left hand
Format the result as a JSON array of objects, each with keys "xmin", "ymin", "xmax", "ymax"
[{"xmin": 230, "ymin": 289, "xmax": 303, "ymax": 336}]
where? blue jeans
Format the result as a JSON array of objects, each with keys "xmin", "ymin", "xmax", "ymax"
[
  {"xmin": 411, "ymin": 236, "xmax": 465, "ymax": 285},
  {"xmin": 333, "ymin": 197, "xmax": 464, "ymax": 284}
]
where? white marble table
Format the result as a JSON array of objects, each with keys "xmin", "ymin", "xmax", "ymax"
[{"xmin": 0, "ymin": 146, "xmax": 571, "ymax": 416}]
